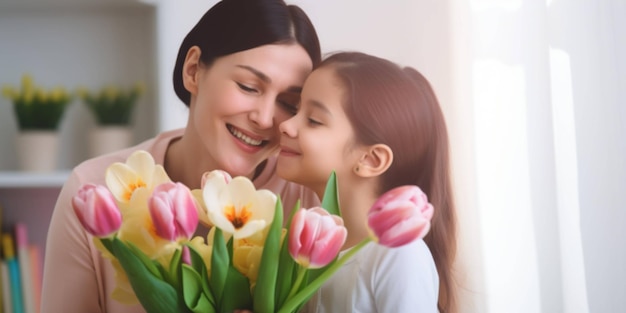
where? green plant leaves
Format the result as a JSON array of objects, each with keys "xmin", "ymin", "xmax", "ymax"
[
  {"xmin": 274, "ymin": 200, "xmax": 300, "ymax": 308},
  {"xmin": 253, "ymin": 197, "xmax": 284, "ymax": 313},
  {"xmin": 81, "ymin": 84, "xmax": 143, "ymax": 125},
  {"xmin": 321, "ymin": 171, "xmax": 340, "ymax": 216},
  {"xmin": 210, "ymin": 228, "xmax": 229, "ymax": 308},
  {"xmin": 182, "ymin": 264, "xmax": 215, "ymax": 313},
  {"xmin": 107, "ymin": 237, "xmax": 188, "ymax": 313}
]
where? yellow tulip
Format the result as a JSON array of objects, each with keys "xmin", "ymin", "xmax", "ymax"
[
  {"xmin": 202, "ymin": 170, "xmax": 277, "ymax": 239},
  {"xmin": 105, "ymin": 150, "xmax": 171, "ymax": 204}
]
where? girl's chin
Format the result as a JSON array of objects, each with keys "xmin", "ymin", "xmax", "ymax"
[{"xmin": 276, "ymin": 165, "xmax": 297, "ymax": 181}]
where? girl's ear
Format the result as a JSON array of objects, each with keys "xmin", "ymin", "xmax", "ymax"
[
  {"xmin": 182, "ymin": 46, "xmax": 202, "ymax": 95},
  {"xmin": 354, "ymin": 144, "xmax": 393, "ymax": 178}
]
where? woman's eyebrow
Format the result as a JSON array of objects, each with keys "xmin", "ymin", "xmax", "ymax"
[
  {"xmin": 236, "ymin": 65, "xmax": 271, "ymax": 83},
  {"xmin": 237, "ymin": 64, "xmax": 303, "ymax": 94},
  {"xmin": 286, "ymin": 86, "xmax": 303, "ymax": 94}
]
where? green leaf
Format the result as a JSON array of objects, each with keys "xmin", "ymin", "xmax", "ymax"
[
  {"xmin": 275, "ymin": 200, "xmax": 301, "ymax": 308},
  {"xmin": 285, "ymin": 199, "xmax": 300, "ymax": 227},
  {"xmin": 253, "ymin": 197, "xmax": 284, "ymax": 313},
  {"xmin": 125, "ymin": 240, "xmax": 164, "ymax": 280},
  {"xmin": 168, "ymin": 248, "xmax": 183, "ymax": 286},
  {"xmin": 210, "ymin": 228, "xmax": 229, "ymax": 309},
  {"xmin": 220, "ymin": 265, "xmax": 253, "ymax": 312},
  {"xmin": 186, "ymin": 244, "xmax": 216, "ymax": 307},
  {"xmin": 321, "ymin": 171, "xmax": 340, "ymax": 216},
  {"xmin": 99, "ymin": 237, "xmax": 115, "ymax": 254},
  {"xmin": 182, "ymin": 264, "xmax": 216, "ymax": 313},
  {"xmin": 110, "ymin": 238, "xmax": 184, "ymax": 313}
]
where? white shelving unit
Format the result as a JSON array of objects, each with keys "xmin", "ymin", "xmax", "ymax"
[
  {"xmin": 0, "ymin": 0, "xmax": 158, "ymax": 255},
  {"xmin": 0, "ymin": 172, "xmax": 70, "ymax": 189}
]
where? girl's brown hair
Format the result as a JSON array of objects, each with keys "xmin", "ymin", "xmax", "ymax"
[{"xmin": 320, "ymin": 52, "xmax": 458, "ymax": 313}]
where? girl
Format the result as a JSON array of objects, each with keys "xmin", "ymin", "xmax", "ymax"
[
  {"xmin": 42, "ymin": 0, "xmax": 321, "ymax": 312},
  {"xmin": 278, "ymin": 52, "xmax": 458, "ymax": 313}
]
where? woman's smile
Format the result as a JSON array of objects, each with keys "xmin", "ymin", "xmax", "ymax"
[{"xmin": 227, "ymin": 124, "xmax": 267, "ymax": 147}]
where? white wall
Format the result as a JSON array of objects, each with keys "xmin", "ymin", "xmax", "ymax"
[{"xmin": 155, "ymin": 0, "xmax": 454, "ymax": 136}]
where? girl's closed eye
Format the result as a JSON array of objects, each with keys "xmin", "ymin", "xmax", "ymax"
[{"xmin": 307, "ymin": 117, "xmax": 323, "ymax": 126}]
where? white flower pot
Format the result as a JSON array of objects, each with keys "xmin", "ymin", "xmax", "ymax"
[
  {"xmin": 16, "ymin": 130, "xmax": 60, "ymax": 172},
  {"xmin": 90, "ymin": 126, "xmax": 133, "ymax": 157}
]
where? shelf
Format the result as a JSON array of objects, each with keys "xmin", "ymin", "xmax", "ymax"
[{"xmin": 0, "ymin": 171, "xmax": 70, "ymax": 188}]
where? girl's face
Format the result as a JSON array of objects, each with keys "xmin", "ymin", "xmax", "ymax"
[
  {"xmin": 278, "ymin": 67, "xmax": 363, "ymax": 195},
  {"xmin": 188, "ymin": 44, "xmax": 312, "ymax": 178}
]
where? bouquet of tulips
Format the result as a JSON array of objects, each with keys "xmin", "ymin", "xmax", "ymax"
[{"xmin": 72, "ymin": 150, "xmax": 434, "ymax": 313}]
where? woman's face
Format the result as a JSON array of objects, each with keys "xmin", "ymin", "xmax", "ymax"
[
  {"xmin": 277, "ymin": 67, "xmax": 363, "ymax": 195},
  {"xmin": 188, "ymin": 44, "xmax": 312, "ymax": 178}
]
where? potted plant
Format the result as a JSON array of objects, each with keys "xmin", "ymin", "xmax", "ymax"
[
  {"xmin": 77, "ymin": 82, "xmax": 144, "ymax": 157},
  {"xmin": 2, "ymin": 74, "xmax": 73, "ymax": 172}
]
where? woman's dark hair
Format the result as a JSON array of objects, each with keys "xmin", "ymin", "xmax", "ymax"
[
  {"xmin": 319, "ymin": 52, "xmax": 458, "ymax": 313},
  {"xmin": 173, "ymin": 0, "xmax": 322, "ymax": 105}
]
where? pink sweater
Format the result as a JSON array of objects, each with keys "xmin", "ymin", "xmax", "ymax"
[{"xmin": 41, "ymin": 128, "xmax": 320, "ymax": 313}]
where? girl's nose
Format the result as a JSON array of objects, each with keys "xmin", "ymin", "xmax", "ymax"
[{"xmin": 279, "ymin": 116, "xmax": 297, "ymax": 137}]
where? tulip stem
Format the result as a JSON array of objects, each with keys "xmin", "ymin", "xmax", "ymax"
[
  {"xmin": 285, "ymin": 266, "xmax": 307, "ymax": 302},
  {"xmin": 278, "ymin": 238, "xmax": 372, "ymax": 313}
]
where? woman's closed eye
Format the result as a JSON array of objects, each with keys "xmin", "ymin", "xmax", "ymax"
[
  {"xmin": 278, "ymin": 100, "xmax": 299, "ymax": 116},
  {"xmin": 236, "ymin": 82, "xmax": 258, "ymax": 93},
  {"xmin": 307, "ymin": 117, "xmax": 322, "ymax": 126},
  {"xmin": 277, "ymin": 93, "xmax": 300, "ymax": 116}
]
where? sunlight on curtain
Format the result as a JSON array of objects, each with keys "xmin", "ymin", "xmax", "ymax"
[
  {"xmin": 453, "ymin": 0, "xmax": 624, "ymax": 311},
  {"xmin": 473, "ymin": 59, "xmax": 541, "ymax": 313},
  {"xmin": 549, "ymin": 47, "xmax": 589, "ymax": 313}
]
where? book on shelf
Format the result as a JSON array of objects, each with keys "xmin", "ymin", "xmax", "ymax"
[
  {"xmin": 2, "ymin": 260, "xmax": 12, "ymax": 313},
  {"xmin": 0, "ymin": 201, "xmax": 4, "ymax": 313},
  {"xmin": 0, "ymin": 221, "xmax": 45, "ymax": 313},
  {"xmin": 28, "ymin": 246, "xmax": 42, "ymax": 313},
  {"xmin": 3, "ymin": 232, "xmax": 24, "ymax": 313},
  {"xmin": 15, "ymin": 223, "xmax": 36, "ymax": 313}
]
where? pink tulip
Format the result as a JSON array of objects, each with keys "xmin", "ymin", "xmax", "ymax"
[
  {"xmin": 288, "ymin": 207, "xmax": 347, "ymax": 269},
  {"xmin": 367, "ymin": 185, "xmax": 434, "ymax": 248},
  {"xmin": 148, "ymin": 182, "xmax": 199, "ymax": 241},
  {"xmin": 201, "ymin": 169, "xmax": 231, "ymax": 189},
  {"xmin": 72, "ymin": 183, "xmax": 122, "ymax": 237},
  {"xmin": 181, "ymin": 246, "xmax": 191, "ymax": 265}
]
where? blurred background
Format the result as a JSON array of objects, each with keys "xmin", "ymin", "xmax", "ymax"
[{"xmin": 0, "ymin": 0, "xmax": 623, "ymax": 312}]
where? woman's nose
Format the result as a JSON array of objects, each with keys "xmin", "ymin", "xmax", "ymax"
[{"xmin": 249, "ymin": 96, "xmax": 274, "ymax": 129}]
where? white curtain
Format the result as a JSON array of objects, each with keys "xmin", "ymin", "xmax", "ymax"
[{"xmin": 450, "ymin": 0, "xmax": 626, "ymax": 312}]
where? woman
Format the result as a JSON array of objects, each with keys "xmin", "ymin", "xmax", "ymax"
[{"xmin": 41, "ymin": 0, "xmax": 321, "ymax": 312}]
